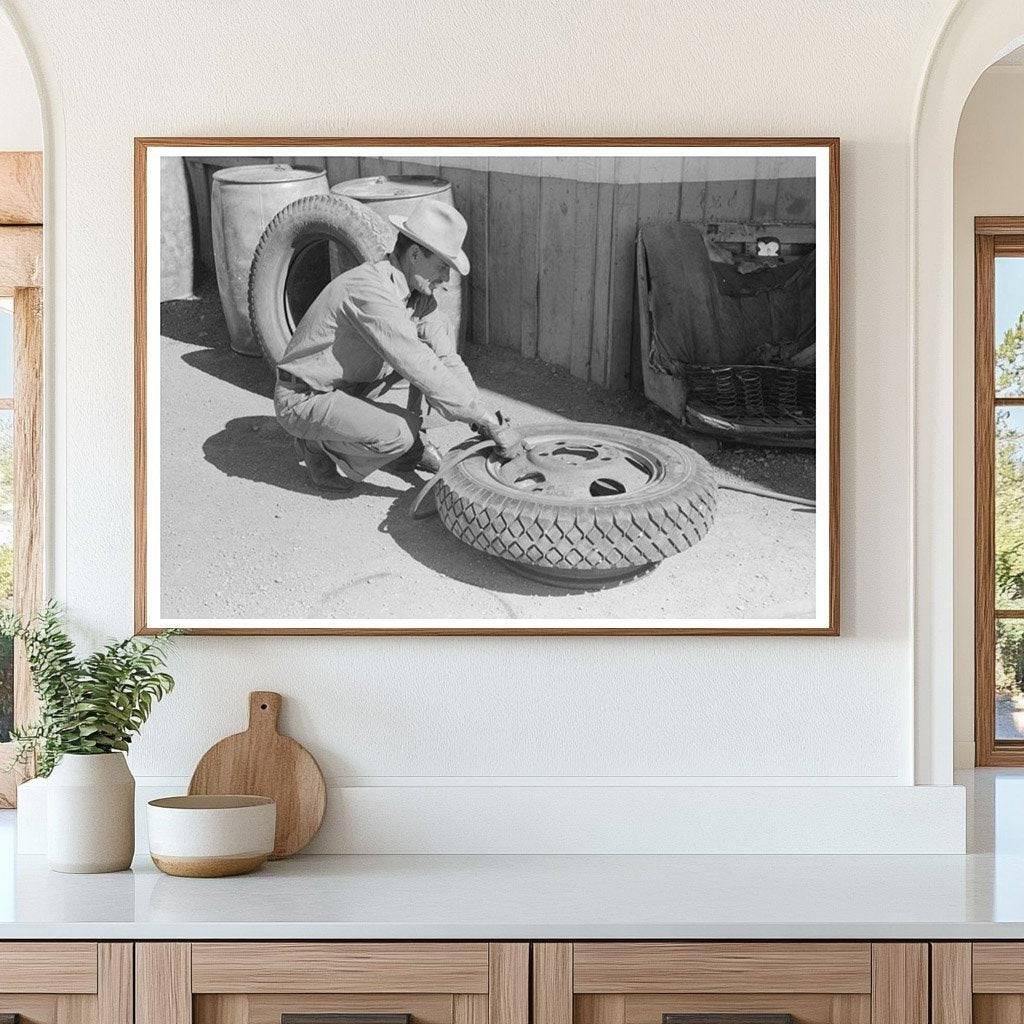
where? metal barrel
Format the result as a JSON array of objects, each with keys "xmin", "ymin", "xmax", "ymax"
[{"xmin": 211, "ymin": 164, "xmax": 328, "ymax": 356}]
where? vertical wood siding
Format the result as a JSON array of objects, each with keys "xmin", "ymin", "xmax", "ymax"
[
  {"xmin": 354, "ymin": 158, "xmax": 816, "ymax": 391},
  {"xmin": 181, "ymin": 155, "xmax": 816, "ymax": 392}
]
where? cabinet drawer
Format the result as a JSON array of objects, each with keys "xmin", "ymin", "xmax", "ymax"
[
  {"xmin": 196, "ymin": 993, "xmax": 457, "ymax": 1024},
  {"xmin": 534, "ymin": 944, "xmax": 926, "ymax": 1024},
  {"xmin": 973, "ymin": 943, "xmax": 1024, "ymax": 992},
  {"xmin": 572, "ymin": 944, "xmax": 872, "ymax": 994},
  {"xmin": 0, "ymin": 942, "xmax": 98, "ymax": 993},
  {"xmin": 191, "ymin": 942, "xmax": 490, "ymax": 993},
  {"xmin": 0, "ymin": 942, "xmax": 130, "ymax": 1024},
  {"xmin": 139, "ymin": 942, "xmax": 528, "ymax": 1024}
]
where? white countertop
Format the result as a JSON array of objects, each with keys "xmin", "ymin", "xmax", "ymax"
[
  {"xmin": 1, "ymin": 848, "xmax": 1024, "ymax": 940},
  {"xmin": 1, "ymin": 769, "xmax": 1022, "ymax": 941}
]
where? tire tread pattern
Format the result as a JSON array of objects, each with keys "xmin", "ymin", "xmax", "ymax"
[
  {"xmin": 434, "ymin": 431, "xmax": 718, "ymax": 572},
  {"xmin": 247, "ymin": 193, "xmax": 395, "ymax": 364}
]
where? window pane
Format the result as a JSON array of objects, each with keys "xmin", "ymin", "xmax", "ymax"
[
  {"xmin": 0, "ymin": 301, "xmax": 12, "ymax": 399},
  {"xmin": 997, "ymin": 407, "xmax": 1024, "ymax": 609},
  {"xmin": 998, "ymin": 620, "xmax": 1024, "ymax": 740},
  {"xmin": 996, "ymin": 257, "xmax": 1024, "ymax": 397},
  {"xmin": 0, "ymin": 409, "xmax": 11, "ymax": 742}
]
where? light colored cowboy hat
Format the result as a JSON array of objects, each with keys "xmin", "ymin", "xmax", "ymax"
[{"xmin": 389, "ymin": 199, "xmax": 470, "ymax": 276}]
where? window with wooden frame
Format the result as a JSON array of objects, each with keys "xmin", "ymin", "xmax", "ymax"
[
  {"xmin": 0, "ymin": 151, "xmax": 43, "ymax": 806},
  {"xmin": 975, "ymin": 217, "xmax": 1024, "ymax": 765}
]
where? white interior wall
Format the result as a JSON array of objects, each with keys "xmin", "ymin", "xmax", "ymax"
[
  {"xmin": 952, "ymin": 64, "xmax": 1024, "ymax": 768},
  {"xmin": 0, "ymin": 0, "xmax": 978, "ymax": 851},
  {"xmin": 0, "ymin": 8, "xmax": 39, "ymax": 151}
]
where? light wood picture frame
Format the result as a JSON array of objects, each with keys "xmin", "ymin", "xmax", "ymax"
[{"xmin": 135, "ymin": 137, "xmax": 839, "ymax": 636}]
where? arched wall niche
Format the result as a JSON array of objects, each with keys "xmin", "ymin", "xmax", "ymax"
[
  {"xmin": 914, "ymin": 0, "xmax": 1024, "ymax": 785},
  {"xmin": 0, "ymin": 6, "xmax": 41, "ymax": 151}
]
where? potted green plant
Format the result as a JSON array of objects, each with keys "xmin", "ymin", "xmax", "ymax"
[{"xmin": 2, "ymin": 603, "xmax": 177, "ymax": 873}]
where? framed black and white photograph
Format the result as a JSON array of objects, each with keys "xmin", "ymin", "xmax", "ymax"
[{"xmin": 135, "ymin": 138, "xmax": 839, "ymax": 635}]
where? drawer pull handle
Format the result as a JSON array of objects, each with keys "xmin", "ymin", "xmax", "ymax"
[
  {"xmin": 664, "ymin": 1016, "xmax": 797, "ymax": 1024},
  {"xmin": 283, "ymin": 1016, "xmax": 411, "ymax": 1024}
]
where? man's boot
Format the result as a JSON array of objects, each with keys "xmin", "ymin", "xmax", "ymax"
[
  {"xmin": 388, "ymin": 436, "xmax": 443, "ymax": 474},
  {"xmin": 294, "ymin": 438, "xmax": 353, "ymax": 491}
]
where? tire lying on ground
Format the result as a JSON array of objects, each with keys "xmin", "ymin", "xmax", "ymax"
[
  {"xmin": 247, "ymin": 193, "xmax": 395, "ymax": 365},
  {"xmin": 434, "ymin": 422, "xmax": 718, "ymax": 588}
]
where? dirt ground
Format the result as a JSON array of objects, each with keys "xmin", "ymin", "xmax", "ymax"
[{"xmin": 157, "ymin": 281, "xmax": 817, "ymax": 623}]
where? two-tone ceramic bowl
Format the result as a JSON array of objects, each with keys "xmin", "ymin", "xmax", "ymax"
[{"xmin": 147, "ymin": 795, "xmax": 276, "ymax": 877}]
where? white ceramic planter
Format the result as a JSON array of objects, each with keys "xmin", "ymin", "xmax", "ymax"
[{"xmin": 46, "ymin": 752, "xmax": 135, "ymax": 873}]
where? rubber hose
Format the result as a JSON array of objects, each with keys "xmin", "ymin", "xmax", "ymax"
[{"xmin": 409, "ymin": 439, "xmax": 498, "ymax": 520}]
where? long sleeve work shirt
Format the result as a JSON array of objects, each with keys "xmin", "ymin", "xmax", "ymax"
[{"xmin": 277, "ymin": 260, "xmax": 483, "ymax": 423}]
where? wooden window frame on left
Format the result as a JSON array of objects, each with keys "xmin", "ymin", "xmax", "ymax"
[{"xmin": 0, "ymin": 151, "xmax": 44, "ymax": 807}]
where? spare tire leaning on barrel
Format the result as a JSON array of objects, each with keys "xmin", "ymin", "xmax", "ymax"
[{"xmin": 247, "ymin": 193, "xmax": 396, "ymax": 365}]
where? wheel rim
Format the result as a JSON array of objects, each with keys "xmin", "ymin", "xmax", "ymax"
[{"xmin": 485, "ymin": 429, "xmax": 664, "ymax": 502}]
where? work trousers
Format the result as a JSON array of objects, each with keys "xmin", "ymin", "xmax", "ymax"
[{"xmin": 274, "ymin": 377, "xmax": 421, "ymax": 482}]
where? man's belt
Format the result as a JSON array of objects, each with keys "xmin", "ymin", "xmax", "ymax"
[
  {"xmin": 277, "ymin": 369, "xmax": 327, "ymax": 393},
  {"xmin": 277, "ymin": 369, "xmax": 381, "ymax": 399}
]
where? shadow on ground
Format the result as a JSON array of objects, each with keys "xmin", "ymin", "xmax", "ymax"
[
  {"xmin": 202, "ymin": 416, "xmax": 407, "ymax": 501},
  {"xmin": 161, "ymin": 277, "xmax": 228, "ymax": 350},
  {"xmin": 182, "ymin": 347, "xmax": 275, "ymax": 400},
  {"xmin": 200, "ymin": 414, "xmax": 651, "ymax": 598},
  {"xmin": 162, "ymin": 278, "xmax": 275, "ymax": 400}
]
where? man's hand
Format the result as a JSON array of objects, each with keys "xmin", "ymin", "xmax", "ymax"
[{"xmin": 477, "ymin": 411, "xmax": 527, "ymax": 460}]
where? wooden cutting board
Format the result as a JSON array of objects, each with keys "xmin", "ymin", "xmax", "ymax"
[{"xmin": 188, "ymin": 691, "xmax": 326, "ymax": 859}]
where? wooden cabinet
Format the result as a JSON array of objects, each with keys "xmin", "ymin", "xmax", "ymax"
[
  {"xmin": 533, "ymin": 944, "xmax": 928, "ymax": 1024},
  {"xmin": 0, "ymin": 942, "xmax": 132, "ymax": 1024},
  {"xmin": 0, "ymin": 938, "xmax": 944, "ymax": 1024},
  {"xmin": 136, "ymin": 943, "xmax": 528, "ymax": 1024},
  {"xmin": 931, "ymin": 943, "xmax": 1024, "ymax": 1024}
]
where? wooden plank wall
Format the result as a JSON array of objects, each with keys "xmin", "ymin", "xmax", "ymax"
[
  {"xmin": 177, "ymin": 154, "xmax": 816, "ymax": 392},
  {"xmin": 318, "ymin": 157, "xmax": 814, "ymax": 392}
]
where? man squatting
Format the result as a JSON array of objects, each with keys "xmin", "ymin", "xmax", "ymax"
[{"xmin": 274, "ymin": 198, "xmax": 525, "ymax": 490}]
